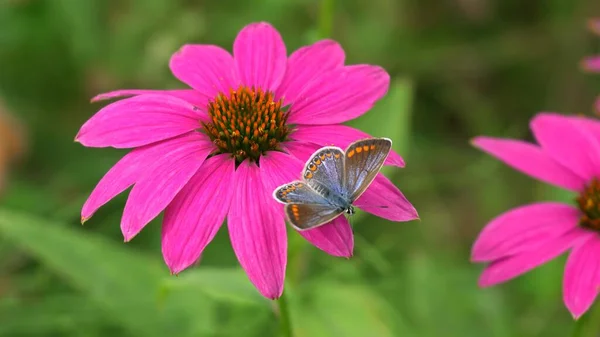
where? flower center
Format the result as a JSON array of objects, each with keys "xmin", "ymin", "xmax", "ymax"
[
  {"xmin": 201, "ymin": 85, "xmax": 290, "ymax": 164},
  {"xmin": 577, "ymin": 178, "xmax": 600, "ymax": 231}
]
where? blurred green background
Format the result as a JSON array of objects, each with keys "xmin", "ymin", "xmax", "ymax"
[{"xmin": 1, "ymin": 0, "xmax": 600, "ymax": 336}]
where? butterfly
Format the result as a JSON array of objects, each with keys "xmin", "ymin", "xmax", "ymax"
[{"xmin": 273, "ymin": 137, "xmax": 392, "ymax": 231}]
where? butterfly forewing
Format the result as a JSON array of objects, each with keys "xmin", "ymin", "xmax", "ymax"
[
  {"xmin": 273, "ymin": 181, "xmax": 329, "ymax": 205},
  {"xmin": 344, "ymin": 138, "xmax": 392, "ymax": 201},
  {"xmin": 285, "ymin": 203, "xmax": 344, "ymax": 230},
  {"xmin": 302, "ymin": 146, "xmax": 345, "ymax": 198}
]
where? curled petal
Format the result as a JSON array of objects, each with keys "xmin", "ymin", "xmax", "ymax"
[
  {"xmin": 277, "ymin": 39, "xmax": 345, "ymax": 106},
  {"xmin": 299, "ymin": 216, "xmax": 354, "ymax": 257},
  {"xmin": 471, "ymin": 202, "xmax": 580, "ymax": 262},
  {"xmin": 228, "ymin": 160, "xmax": 287, "ymax": 299},
  {"xmin": 169, "ymin": 45, "xmax": 238, "ymax": 98},
  {"xmin": 564, "ymin": 237, "xmax": 600, "ymax": 319},
  {"xmin": 91, "ymin": 89, "xmax": 210, "ymax": 109},
  {"xmin": 472, "ymin": 136, "xmax": 585, "ymax": 191},
  {"xmin": 162, "ymin": 154, "xmax": 235, "ymax": 274},
  {"xmin": 288, "ymin": 65, "xmax": 390, "ymax": 125},
  {"xmin": 76, "ymin": 94, "xmax": 206, "ymax": 148},
  {"xmin": 234, "ymin": 22, "xmax": 287, "ymax": 92},
  {"xmin": 291, "ymin": 125, "xmax": 404, "ymax": 167},
  {"xmin": 355, "ymin": 173, "xmax": 418, "ymax": 222},
  {"xmin": 120, "ymin": 133, "xmax": 214, "ymax": 241}
]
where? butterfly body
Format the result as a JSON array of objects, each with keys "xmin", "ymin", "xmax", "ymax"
[{"xmin": 273, "ymin": 138, "xmax": 392, "ymax": 231}]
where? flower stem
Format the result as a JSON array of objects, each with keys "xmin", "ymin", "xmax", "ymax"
[
  {"xmin": 278, "ymin": 291, "xmax": 293, "ymax": 337},
  {"xmin": 318, "ymin": 0, "xmax": 335, "ymax": 38}
]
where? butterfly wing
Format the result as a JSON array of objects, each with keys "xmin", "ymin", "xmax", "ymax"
[
  {"xmin": 344, "ymin": 138, "xmax": 392, "ymax": 201},
  {"xmin": 273, "ymin": 180, "xmax": 329, "ymax": 204},
  {"xmin": 284, "ymin": 203, "xmax": 344, "ymax": 231},
  {"xmin": 273, "ymin": 180, "xmax": 344, "ymax": 230},
  {"xmin": 302, "ymin": 146, "xmax": 345, "ymax": 199}
]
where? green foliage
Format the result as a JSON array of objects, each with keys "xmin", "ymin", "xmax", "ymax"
[{"xmin": 1, "ymin": 0, "xmax": 599, "ymax": 336}]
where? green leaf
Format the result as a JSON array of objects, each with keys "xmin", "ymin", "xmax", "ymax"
[
  {"xmin": 291, "ymin": 282, "xmax": 412, "ymax": 337},
  {"xmin": 160, "ymin": 267, "xmax": 268, "ymax": 307},
  {"xmin": 0, "ymin": 208, "xmax": 204, "ymax": 337}
]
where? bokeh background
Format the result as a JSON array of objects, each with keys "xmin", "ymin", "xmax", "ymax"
[{"xmin": 1, "ymin": 0, "xmax": 600, "ymax": 336}]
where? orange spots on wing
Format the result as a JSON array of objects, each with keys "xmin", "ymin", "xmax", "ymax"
[
  {"xmin": 305, "ymin": 172, "xmax": 313, "ymax": 179},
  {"xmin": 347, "ymin": 150, "xmax": 355, "ymax": 158},
  {"xmin": 308, "ymin": 163, "xmax": 317, "ymax": 171},
  {"xmin": 355, "ymin": 147, "xmax": 363, "ymax": 154},
  {"xmin": 319, "ymin": 154, "xmax": 326, "ymax": 160},
  {"xmin": 314, "ymin": 158, "xmax": 321, "ymax": 165},
  {"xmin": 370, "ymin": 144, "xmax": 376, "ymax": 150},
  {"xmin": 334, "ymin": 153, "xmax": 341, "ymax": 159},
  {"xmin": 363, "ymin": 145, "xmax": 369, "ymax": 152}
]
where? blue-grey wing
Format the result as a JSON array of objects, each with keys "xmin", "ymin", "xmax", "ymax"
[
  {"xmin": 273, "ymin": 181, "xmax": 329, "ymax": 205},
  {"xmin": 284, "ymin": 203, "xmax": 344, "ymax": 231},
  {"xmin": 301, "ymin": 146, "xmax": 345, "ymax": 198},
  {"xmin": 344, "ymin": 138, "xmax": 392, "ymax": 201}
]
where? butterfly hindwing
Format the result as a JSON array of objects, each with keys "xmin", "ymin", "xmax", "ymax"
[
  {"xmin": 344, "ymin": 138, "xmax": 392, "ymax": 201},
  {"xmin": 284, "ymin": 203, "xmax": 344, "ymax": 231},
  {"xmin": 302, "ymin": 146, "xmax": 345, "ymax": 198}
]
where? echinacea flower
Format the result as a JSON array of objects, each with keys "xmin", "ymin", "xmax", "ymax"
[
  {"xmin": 76, "ymin": 22, "xmax": 418, "ymax": 299},
  {"xmin": 472, "ymin": 112, "xmax": 600, "ymax": 318}
]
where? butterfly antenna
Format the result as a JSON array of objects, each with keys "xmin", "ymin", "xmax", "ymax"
[{"xmin": 354, "ymin": 203, "xmax": 389, "ymax": 209}]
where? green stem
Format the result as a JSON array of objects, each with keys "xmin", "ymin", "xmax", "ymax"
[
  {"xmin": 278, "ymin": 291, "xmax": 293, "ymax": 337},
  {"xmin": 318, "ymin": 0, "xmax": 335, "ymax": 38}
]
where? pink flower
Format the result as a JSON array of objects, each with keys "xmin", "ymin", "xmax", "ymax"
[
  {"xmin": 472, "ymin": 112, "xmax": 600, "ymax": 318},
  {"xmin": 76, "ymin": 22, "xmax": 418, "ymax": 299}
]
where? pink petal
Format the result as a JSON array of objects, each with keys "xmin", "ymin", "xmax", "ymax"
[
  {"xmin": 281, "ymin": 140, "xmax": 322, "ymax": 164},
  {"xmin": 354, "ymin": 173, "xmax": 418, "ymax": 222},
  {"xmin": 531, "ymin": 113, "xmax": 600, "ymax": 182},
  {"xmin": 287, "ymin": 65, "xmax": 390, "ymax": 125},
  {"xmin": 259, "ymin": 150, "xmax": 355, "ymax": 258},
  {"xmin": 560, "ymin": 115, "xmax": 600, "ymax": 147},
  {"xmin": 91, "ymin": 89, "xmax": 210, "ymax": 109},
  {"xmin": 81, "ymin": 134, "xmax": 200, "ymax": 221},
  {"xmin": 276, "ymin": 39, "xmax": 345, "ymax": 106},
  {"xmin": 582, "ymin": 56, "xmax": 600, "ymax": 73},
  {"xmin": 563, "ymin": 236, "xmax": 600, "ymax": 319},
  {"xmin": 472, "ymin": 136, "xmax": 585, "ymax": 191},
  {"xmin": 299, "ymin": 216, "xmax": 354, "ymax": 257},
  {"xmin": 76, "ymin": 94, "xmax": 206, "ymax": 149},
  {"xmin": 471, "ymin": 202, "xmax": 580, "ymax": 262},
  {"xmin": 228, "ymin": 160, "xmax": 287, "ymax": 299},
  {"xmin": 259, "ymin": 150, "xmax": 304, "ymax": 192},
  {"xmin": 120, "ymin": 133, "xmax": 214, "ymax": 241},
  {"xmin": 291, "ymin": 125, "xmax": 405, "ymax": 167},
  {"xmin": 478, "ymin": 228, "xmax": 591, "ymax": 287},
  {"xmin": 169, "ymin": 45, "xmax": 238, "ymax": 98},
  {"xmin": 233, "ymin": 22, "xmax": 287, "ymax": 91},
  {"xmin": 161, "ymin": 154, "xmax": 235, "ymax": 274}
]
